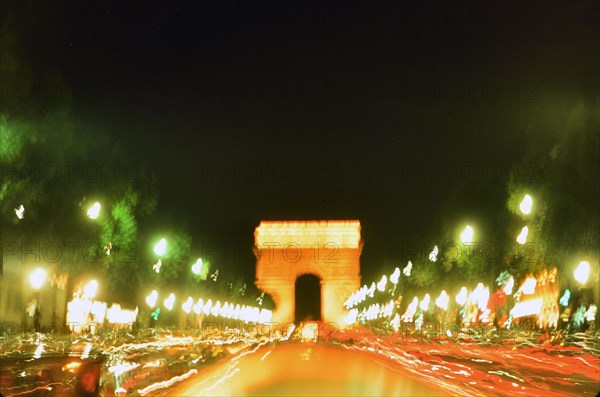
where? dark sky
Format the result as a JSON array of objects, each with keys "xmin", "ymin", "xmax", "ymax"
[{"xmin": 8, "ymin": 1, "xmax": 599, "ymax": 281}]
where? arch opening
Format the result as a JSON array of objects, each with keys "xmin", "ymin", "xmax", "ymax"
[{"xmin": 294, "ymin": 274, "xmax": 321, "ymax": 323}]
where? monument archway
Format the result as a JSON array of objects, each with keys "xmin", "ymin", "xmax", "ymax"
[{"xmin": 254, "ymin": 220, "xmax": 362, "ymax": 326}]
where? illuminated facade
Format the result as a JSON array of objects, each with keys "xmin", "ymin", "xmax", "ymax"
[{"xmin": 254, "ymin": 220, "xmax": 362, "ymax": 326}]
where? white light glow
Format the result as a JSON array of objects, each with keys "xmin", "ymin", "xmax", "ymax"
[
  {"xmin": 15, "ymin": 204, "xmax": 25, "ymax": 219},
  {"xmin": 182, "ymin": 297, "xmax": 193, "ymax": 313},
  {"xmin": 153, "ymin": 259, "xmax": 162, "ymax": 273},
  {"xmin": 107, "ymin": 304, "xmax": 138, "ymax": 324},
  {"xmin": 29, "ymin": 268, "xmax": 47, "ymax": 290},
  {"xmin": 574, "ymin": 261, "xmax": 590, "ymax": 285},
  {"xmin": 164, "ymin": 293, "xmax": 175, "ymax": 311},
  {"xmin": 193, "ymin": 299, "xmax": 203, "ymax": 314},
  {"xmin": 419, "ymin": 294, "xmax": 431, "ymax": 311},
  {"xmin": 401, "ymin": 297, "xmax": 419, "ymax": 322},
  {"xmin": 511, "ymin": 298, "xmax": 543, "ymax": 318},
  {"xmin": 191, "ymin": 258, "xmax": 203, "ymax": 275},
  {"xmin": 471, "ymin": 283, "xmax": 489, "ymax": 311},
  {"xmin": 390, "ymin": 267, "xmax": 400, "ymax": 284},
  {"xmin": 146, "ymin": 290, "xmax": 158, "ymax": 308},
  {"xmin": 403, "ymin": 261, "xmax": 412, "ymax": 277},
  {"xmin": 83, "ymin": 280, "xmax": 98, "ymax": 299},
  {"xmin": 435, "ymin": 290, "xmax": 449, "ymax": 310},
  {"xmin": 503, "ymin": 276, "xmax": 515, "ymax": 295},
  {"xmin": 455, "ymin": 287, "xmax": 468, "ymax": 306},
  {"xmin": 154, "ymin": 238, "xmax": 167, "ymax": 257},
  {"xmin": 429, "ymin": 245, "xmax": 438, "ymax": 262},
  {"xmin": 87, "ymin": 202, "xmax": 101, "ymax": 219},
  {"xmin": 519, "ymin": 194, "xmax": 533, "ymax": 215},
  {"xmin": 516, "ymin": 226, "xmax": 528, "ymax": 244},
  {"xmin": 461, "ymin": 225, "xmax": 474, "ymax": 244},
  {"xmin": 520, "ymin": 277, "xmax": 537, "ymax": 295}
]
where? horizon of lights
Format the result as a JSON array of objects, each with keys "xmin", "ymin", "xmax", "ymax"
[
  {"xmin": 344, "ymin": 262, "xmax": 412, "ymax": 310},
  {"xmin": 343, "ymin": 266, "xmax": 568, "ymax": 330}
]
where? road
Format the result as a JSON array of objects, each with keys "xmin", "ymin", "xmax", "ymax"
[{"xmin": 164, "ymin": 342, "xmax": 451, "ymax": 396}]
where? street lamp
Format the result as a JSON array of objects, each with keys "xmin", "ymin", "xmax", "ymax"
[
  {"xmin": 435, "ymin": 291, "xmax": 449, "ymax": 311},
  {"xmin": 15, "ymin": 204, "xmax": 25, "ymax": 220},
  {"xmin": 29, "ymin": 268, "xmax": 47, "ymax": 290},
  {"xmin": 429, "ymin": 245, "xmax": 438, "ymax": 262},
  {"xmin": 154, "ymin": 238, "xmax": 167, "ymax": 257},
  {"xmin": 153, "ymin": 238, "xmax": 167, "ymax": 273},
  {"xmin": 574, "ymin": 261, "xmax": 590, "ymax": 285},
  {"xmin": 191, "ymin": 258, "xmax": 203, "ymax": 275},
  {"xmin": 519, "ymin": 194, "xmax": 533, "ymax": 215},
  {"xmin": 516, "ymin": 226, "xmax": 529, "ymax": 244},
  {"xmin": 164, "ymin": 293, "xmax": 175, "ymax": 311},
  {"xmin": 182, "ymin": 297, "xmax": 193, "ymax": 313},
  {"xmin": 455, "ymin": 287, "xmax": 468, "ymax": 306},
  {"xmin": 83, "ymin": 280, "xmax": 98, "ymax": 299},
  {"xmin": 146, "ymin": 290, "xmax": 158, "ymax": 308},
  {"xmin": 28, "ymin": 269, "xmax": 46, "ymax": 332},
  {"xmin": 460, "ymin": 225, "xmax": 474, "ymax": 244},
  {"xmin": 87, "ymin": 202, "xmax": 101, "ymax": 219}
]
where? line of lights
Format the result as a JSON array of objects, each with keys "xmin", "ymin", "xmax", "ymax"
[
  {"xmin": 345, "ymin": 266, "xmax": 583, "ymax": 331},
  {"xmin": 344, "ymin": 260, "xmax": 416, "ymax": 309},
  {"xmin": 145, "ymin": 290, "xmax": 272, "ymax": 324}
]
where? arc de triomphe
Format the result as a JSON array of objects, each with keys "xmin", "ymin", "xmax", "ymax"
[{"xmin": 254, "ymin": 220, "xmax": 362, "ymax": 326}]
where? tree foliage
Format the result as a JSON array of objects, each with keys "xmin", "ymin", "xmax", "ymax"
[{"xmin": 506, "ymin": 100, "xmax": 599, "ymax": 275}]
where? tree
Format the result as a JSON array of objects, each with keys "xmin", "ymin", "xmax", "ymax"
[
  {"xmin": 505, "ymin": 100, "xmax": 599, "ymax": 277},
  {"xmin": 0, "ymin": 11, "xmax": 158, "ymax": 305}
]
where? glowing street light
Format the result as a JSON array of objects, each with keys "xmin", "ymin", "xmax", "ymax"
[
  {"xmin": 146, "ymin": 290, "xmax": 158, "ymax": 308},
  {"xmin": 428, "ymin": 245, "xmax": 438, "ymax": 262},
  {"xmin": 519, "ymin": 194, "xmax": 533, "ymax": 215},
  {"xmin": 460, "ymin": 225, "xmax": 474, "ymax": 244},
  {"xmin": 419, "ymin": 294, "xmax": 431, "ymax": 311},
  {"xmin": 455, "ymin": 287, "xmax": 468, "ymax": 306},
  {"xmin": 390, "ymin": 267, "xmax": 400, "ymax": 284},
  {"xmin": 29, "ymin": 268, "xmax": 47, "ymax": 290},
  {"xmin": 403, "ymin": 261, "xmax": 412, "ymax": 277},
  {"xmin": 574, "ymin": 261, "xmax": 590, "ymax": 285},
  {"xmin": 520, "ymin": 277, "xmax": 537, "ymax": 294},
  {"xmin": 516, "ymin": 226, "xmax": 529, "ymax": 244},
  {"xmin": 15, "ymin": 204, "xmax": 25, "ymax": 220},
  {"xmin": 182, "ymin": 297, "xmax": 193, "ymax": 314},
  {"xmin": 435, "ymin": 290, "xmax": 449, "ymax": 310},
  {"xmin": 83, "ymin": 280, "xmax": 98, "ymax": 299},
  {"xmin": 164, "ymin": 293, "xmax": 175, "ymax": 311},
  {"xmin": 154, "ymin": 238, "xmax": 167, "ymax": 257},
  {"xmin": 87, "ymin": 202, "xmax": 101, "ymax": 219},
  {"xmin": 191, "ymin": 258, "xmax": 203, "ymax": 275},
  {"xmin": 503, "ymin": 276, "xmax": 515, "ymax": 295},
  {"xmin": 193, "ymin": 299, "xmax": 203, "ymax": 314}
]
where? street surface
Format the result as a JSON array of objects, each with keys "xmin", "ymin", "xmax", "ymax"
[{"xmin": 165, "ymin": 342, "xmax": 450, "ymax": 396}]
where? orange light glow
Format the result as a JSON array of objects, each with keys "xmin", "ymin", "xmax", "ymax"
[
  {"xmin": 254, "ymin": 220, "xmax": 361, "ymax": 248},
  {"xmin": 511, "ymin": 268, "xmax": 559, "ymax": 328}
]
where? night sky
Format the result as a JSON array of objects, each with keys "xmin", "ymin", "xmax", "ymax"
[{"xmin": 5, "ymin": 1, "xmax": 598, "ymax": 282}]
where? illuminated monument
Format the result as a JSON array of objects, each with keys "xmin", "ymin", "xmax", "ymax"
[{"xmin": 254, "ymin": 220, "xmax": 362, "ymax": 326}]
